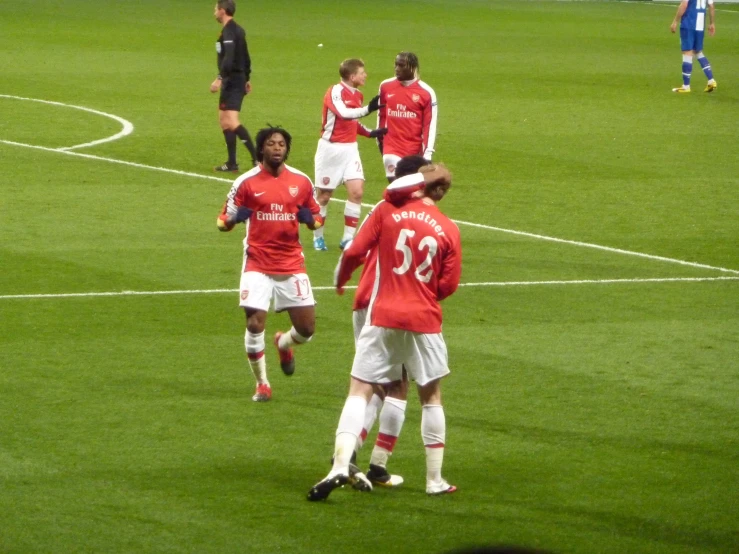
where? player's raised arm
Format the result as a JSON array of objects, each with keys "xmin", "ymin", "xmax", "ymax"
[
  {"xmin": 329, "ymin": 88, "xmax": 382, "ymax": 120},
  {"xmin": 335, "ymin": 205, "xmax": 384, "ymax": 293}
]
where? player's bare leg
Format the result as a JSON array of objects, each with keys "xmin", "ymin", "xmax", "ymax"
[
  {"xmin": 244, "ymin": 308, "xmax": 271, "ymax": 401},
  {"xmin": 340, "ymin": 179, "xmax": 364, "ymax": 250},
  {"xmin": 418, "ymin": 378, "xmax": 456, "ymax": 495},
  {"xmin": 274, "ymin": 305, "xmax": 315, "ymax": 376},
  {"xmin": 312, "ymin": 188, "xmax": 332, "ymax": 251}
]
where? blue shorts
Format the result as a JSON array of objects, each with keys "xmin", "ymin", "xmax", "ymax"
[{"xmin": 680, "ymin": 28, "xmax": 705, "ymax": 52}]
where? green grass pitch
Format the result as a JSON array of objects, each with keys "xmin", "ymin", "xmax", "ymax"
[{"xmin": 1, "ymin": 1, "xmax": 737, "ymax": 553}]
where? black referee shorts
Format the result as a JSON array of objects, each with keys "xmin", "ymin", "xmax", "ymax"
[{"xmin": 219, "ymin": 73, "xmax": 246, "ymax": 112}]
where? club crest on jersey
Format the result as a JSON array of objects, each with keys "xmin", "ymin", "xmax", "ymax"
[
  {"xmin": 322, "ymin": 177, "xmax": 330, "ymax": 186},
  {"xmin": 240, "ymin": 290, "xmax": 249, "ymax": 300},
  {"xmin": 388, "ymin": 164, "xmax": 396, "ymax": 173},
  {"xmin": 412, "ymin": 94, "xmax": 420, "ymax": 103},
  {"xmin": 289, "ymin": 186, "xmax": 299, "ymax": 197}
]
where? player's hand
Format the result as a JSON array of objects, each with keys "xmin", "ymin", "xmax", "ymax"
[
  {"xmin": 366, "ymin": 95, "xmax": 383, "ymax": 114},
  {"xmin": 217, "ymin": 213, "xmax": 234, "ymax": 231},
  {"xmin": 234, "ymin": 206, "xmax": 253, "ymax": 223},
  {"xmin": 420, "ymin": 163, "xmax": 452, "ymax": 188},
  {"xmin": 708, "ymin": 23, "xmax": 715, "ymax": 36},
  {"xmin": 670, "ymin": 21, "xmax": 677, "ymax": 33},
  {"xmin": 335, "ymin": 285, "xmax": 345, "ymax": 296},
  {"xmin": 369, "ymin": 128, "xmax": 388, "ymax": 139},
  {"xmin": 245, "ymin": 81, "xmax": 252, "ymax": 95},
  {"xmin": 297, "ymin": 206, "xmax": 315, "ymax": 225},
  {"xmin": 210, "ymin": 78, "xmax": 222, "ymax": 93}
]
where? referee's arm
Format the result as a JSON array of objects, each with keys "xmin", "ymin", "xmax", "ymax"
[{"xmin": 219, "ymin": 26, "xmax": 236, "ymax": 78}]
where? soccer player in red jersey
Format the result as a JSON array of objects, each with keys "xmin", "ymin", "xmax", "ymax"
[
  {"xmin": 340, "ymin": 155, "xmax": 433, "ymax": 489},
  {"xmin": 308, "ymin": 163, "xmax": 461, "ymax": 501},
  {"xmin": 313, "ymin": 58, "xmax": 385, "ymax": 252},
  {"xmin": 217, "ymin": 126, "xmax": 324, "ymax": 402},
  {"xmin": 376, "ymin": 52, "xmax": 438, "ymax": 182}
]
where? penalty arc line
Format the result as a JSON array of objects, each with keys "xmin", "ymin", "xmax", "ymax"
[
  {"xmin": 0, "ymin": 94, "xmax": 134, "ymax": 151},
  {"xmin": 1, "ymin": 277, "xmax": 737, "ymax": 301},
  {"xmin": 1, "ymin": 137, "xmax": 737, "ymax": 276}
]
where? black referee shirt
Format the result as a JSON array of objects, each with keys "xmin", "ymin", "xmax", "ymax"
[{"xmin": 217, "ymin": 19, "xmax": 251, "ymax": 81}]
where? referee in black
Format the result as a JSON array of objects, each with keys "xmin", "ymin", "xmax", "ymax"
[{"xmin": 211, "ymin": 0, "xmax": 257, "ymax": 172}]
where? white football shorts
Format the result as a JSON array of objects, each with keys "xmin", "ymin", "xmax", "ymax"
[
  {"xmin": 239, "ymin": 271, "xmax": 315, "ymax": 312},
  {"xmin": 352, "ymin": 308, "xmax": 368, "ymax": 343},
  {"xmin": 351, "ymin": 325, "xmax": 450, "ymax": 386},
  {"xmin": 382, "ymin": 154, "xmax": 402, "ymax": 179},
  {"xmin": 314, "ymin": 139, "xmax": 364, "ymax": 190}
]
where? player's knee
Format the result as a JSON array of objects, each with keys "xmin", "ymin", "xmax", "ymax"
[
  {"xmin": 345, "ymin": 180, "xmax": 364, "ymax": 202},
  {"xmin": 347, "ymin": 188, "xmax": 363, "ymax": 204},
  {"xmin": 295, "ymin": 323, "xmax": 315, "ymax": 339},
  {"xmin": 316, "ymin": 189, "xmax": 332, "ymax": 205}
]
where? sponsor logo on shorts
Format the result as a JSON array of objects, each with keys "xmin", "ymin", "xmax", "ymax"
[
  {"xmin": 289, "ymin": 186, "xmax": 299, "ymax": 197},
  {"xmin": 241, "ymin": 290, "xmax": 249, "ymax": 300},
  {"xmin": 322, "ymin": 177, "xmax": 330, "ymax": 186}
]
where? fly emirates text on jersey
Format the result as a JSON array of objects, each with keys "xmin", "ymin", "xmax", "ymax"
[{"xmin": 257, "ymin": 204, "xmax": 297, "ymax": 221}]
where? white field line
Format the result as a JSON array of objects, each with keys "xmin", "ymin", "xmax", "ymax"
[
  {"xmin": 1, "ymin": 96, "xmax": 737, "ymax": 277},
  {"xmin": 3, "ymin": 138, "xmax": 736, "ymax": 276},
  {"xmin": 0, "ymin": 139, "xmax": 228, "ymax": 183},
  {"xmin": 0, "ymin": 94, "xmax": 133, "ymax": 151},
  {"xmin": 1, "ymin": 277, "xmax": 737, "ymax": 301}
]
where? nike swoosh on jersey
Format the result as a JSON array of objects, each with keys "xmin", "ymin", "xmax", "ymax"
[
  {"xmin": 254, "ymin": 192, "xmax": 266, "ymax": 197},
  {"xmin": 387, "ymin": 94, "xmax": 395, "ymax": 98}
]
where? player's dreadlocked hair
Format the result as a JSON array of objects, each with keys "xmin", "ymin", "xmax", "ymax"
[
  {"xmin": 255, "ymin": 125, "xmax": 292, "ymax": 162},
  {"xmin": 397, "ymin": 51, "xmax": 420, "ymax": 79}
]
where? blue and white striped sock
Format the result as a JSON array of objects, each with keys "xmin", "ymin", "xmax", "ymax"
[
  {"xmin": 697, "ymin": 54, "xmax": 714, "ymax": 81},
  {"xmin": 681, "ymin": 55, "xmax": 692, "ymax": 88}
]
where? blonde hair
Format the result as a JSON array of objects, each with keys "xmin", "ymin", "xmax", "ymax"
[{"xmin": 339, "ymin": 58, "xmax": 365, "ymax": 80}]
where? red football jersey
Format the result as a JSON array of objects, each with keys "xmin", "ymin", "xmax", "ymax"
[
  {"xmin": 320, "ymin": 83, "xmax": 372, "ymax": 143},
  {"xmin": 221, "ymin": 164, "xmax": 320, "ymax": 274},
  {"xmin": 338, "ymin": 197, "xmax": 461, "ymax": 334},
  {"xmin": 377, "ymin": 78, "xmax": 438, "ymax": 158},
  {"xmin": 352, "ymin": 174, "xmax": 426, "ymax": 311},
  {"xmin": 352, "ymin": 244, "xmax": 376, "ymax": 312}
]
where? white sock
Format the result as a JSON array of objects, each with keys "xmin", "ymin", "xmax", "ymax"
[
  {"xmin": 342, "ymin": 201, "xmax": 361, "ymax": 241},
  {"xmin": 422, "ymin": 404, "xmax": 445, "ymax": 483},
  {"xmin": 277, "ymin": 327, "xmax": 311, "ymax": 350},
  {"xmin": 370, "ymin": 397, "xmax": 407, "ymax": 467},
  {"xmin": 331, "ymin": 396, "xmax": 367, "ymax": 474},
  {"xmin": 358, "ymin": 393, "xmax": 384, "ymax": 450},
  {"xmin": 314, "ymin": 204, "xmax": 328, "ymax": 239},
  {"xmin": 245, "ymin": 330, "xmax": 268, "ymax": 384}
]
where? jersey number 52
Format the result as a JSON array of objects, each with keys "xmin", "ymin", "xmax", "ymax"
[{"xmin": 393, "ymin": 229, "xmax": 438, "ymax": 283}]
